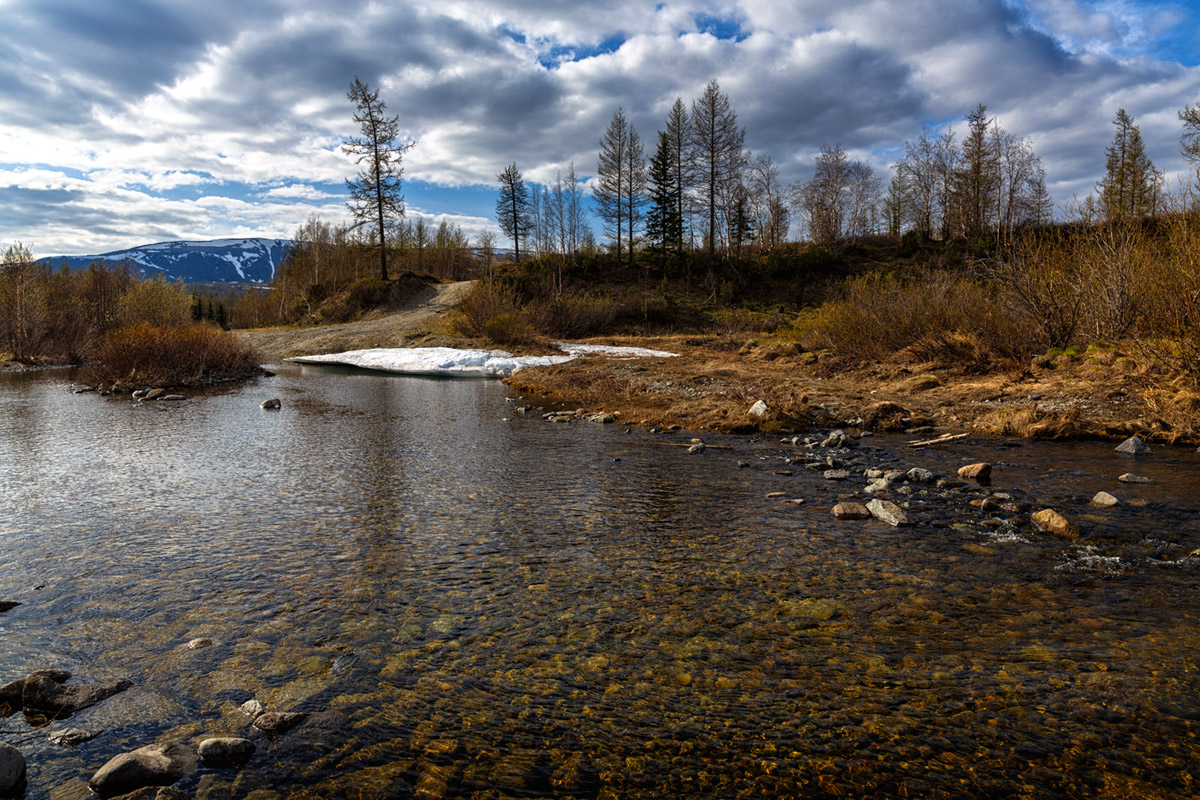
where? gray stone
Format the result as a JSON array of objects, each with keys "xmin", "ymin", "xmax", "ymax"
[
  {"xmin": 47, "ymin": 726, "xmax": 104, "ymax": 747},
  {"xmin": 22, "ymin": 672, "xmax": 132, "ymax": 718},
  {"xmin": 0, "ymin": 743, "xmax": 25, "ymax": 795},
  {"xmin": 823, "ymin": 469, "xmax": 850, "ymax": 481},
  {"xmin": 88, "ymin": 741, "xmax": 196, "ymax": 799},
  {"xmin": 866, "ymin": 499, "xmax": 909, "ymax": 527},
  {"xmin": 161, "ymin": 395, "xmax": 187, "ymax": 402},
  {"xmin": 1118, "ymin": 473, "xmax": 1155, "ymax": 484},
  {"xmin": 864, "ymin": 479, "xmax": 892, "ymax": 494},
  {"xmin": 687, "ymin": 443, "xmax": 705, "ymax": 454},
  {"xmin": 183, "ymin": 638, "xmax": 215, "ymax": 651},
  {"xmin": 238, "ymin": 699, "xmax": 264, "ymax": 718},
  {"xmin": 905, "ymin": 468, "xmax": 935, "ymax": 483},
  {"xmin": 1114, "ymin": 436, "xmax": 1151, "ymax": 455},
  {"xmin": 1091, "ymin": 491, "xmax": 1120, "ymax": 508},
  {"xmin": 747, "ymin": 400, "xmax": 768, "ymax": 417},
  {"xmin": 259, "ymin": 399, "xmax": 281, "ymax": 410},
  {"xmin": 198, "ymin": 737, "xmax": 255, "ymax": 769}
]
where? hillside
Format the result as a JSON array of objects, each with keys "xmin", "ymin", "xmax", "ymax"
[{"xmin": 38, "ymin": 238, "xmax": 292, "ymax": 284}]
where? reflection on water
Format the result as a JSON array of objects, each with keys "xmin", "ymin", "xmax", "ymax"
[{"xmin": 1, "ymin": 366, "xmax": 1198, "ymax": 799}]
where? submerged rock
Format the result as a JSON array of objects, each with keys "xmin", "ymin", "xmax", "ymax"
[
  {"xmin": 47, "ymin": 726, "xmax": 104, "ymax": 747},
  {"xmin": 1032, "ymin": 508, "xmax": 1078, "ymax": 539},
  {"xmin": 1114, "ymin": 436, "xmax": 1151, "ymax": 456},
  {"xmin": 198, "ymin": 737, "xmax": 255, "ymax": 769},
  {"xmin": 22, "ymin": 672, "xmax": 133, "ymax": 718},
  {"xmin": 88, "ymin": 741, "xmax": 196, "ymax": 798},
  {"xmin": 0, "ymin": 743, "xmax": 25, "ymax": 795},
  {"xmin": 1118, "ymin": 473, "xmax": 1154, "ymax": 484},
  {"xmin": 239, "ymin": 699, "xmax": 264, "ymax": 718},
  {"xmin": 252, "ymin": 711, "xmax": 308, "ymax": 735},
  {"xmin": 0, "ymin": 602, "xmax": 19, "ymax": 614},
  {"xmin": 0, "ymin": 669, "xmax": 72, "ymax": 715}
]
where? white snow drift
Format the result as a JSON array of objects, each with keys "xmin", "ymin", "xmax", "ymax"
[{"xmin": 290, "ymin": 342, "xmax": 677, "ymax": 378}]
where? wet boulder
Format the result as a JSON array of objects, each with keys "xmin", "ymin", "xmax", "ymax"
[
  {"xmin": 957, "ymin": 463, "xmax": 992, "ymax": 483},
  {"xmin": 0, "ymin": 743, "xmax": 25, "ymax": 795},
  {"xmin": 0, "ymin": 669, "xmax": 72, "ymax": 715},
  {"xmin": 832, "ymin": 502, "xmax": 872, "ymax": 520},
  {"xmin": 1091, "ymin": 491, "xmax": 1120, "ymax": 508},
  {"xmin": 866, "ymin": 499, "xmax": 909, "ymax": 527},
  {"xmin": 251, "ymin": 711, "xmax": 308, "ymax": 735},
  {"xmin": 88, "ymin": 741, "xmax": 196, "ymax": 798},
  {"xmin": 198, "ymin": 737, "xmax": 255, "ymax": 769},
  {"xmin": 22, "ymin": 672, "xmax": 132, "ymax": 718},
  {"xmin": 1032, "ymin": 508, "xmax": 1078, "ymax": 539},
  {"xmin": 0, "ymin": 602, "xmax": 19, "ymax": 614}
]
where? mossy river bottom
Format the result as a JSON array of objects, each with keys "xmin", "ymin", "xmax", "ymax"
[{"xmin": 1, "ymin": 364, "xmax": 1198, "ymax": 799}]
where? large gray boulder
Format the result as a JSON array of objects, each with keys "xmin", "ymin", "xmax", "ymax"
[
  {"xmin": 0, "ymin": 743, "xmax": 25, "ymax": 795},
  {"xmin": 866, "ymin": 499, "xmax": 909, "ymax": 527},
  {"xmin": 88, "ymin": 741, "xmax": 196, "ymax": 798}
]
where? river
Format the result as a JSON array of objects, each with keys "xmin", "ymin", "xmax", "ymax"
[{"xmin": 1, "ymin": 365, "xmax": 1198, "ymax": 799}]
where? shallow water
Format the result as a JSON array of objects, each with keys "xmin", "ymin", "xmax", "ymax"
[{"xmin": 0, "ymin": 365, "xmax": 1198, "ymax": 799}]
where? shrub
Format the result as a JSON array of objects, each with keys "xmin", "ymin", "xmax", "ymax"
[
  {"xmin": 85, "ymin": 323, "xmax": 262, "ymax": 388},
  {"xmin": 526, "ymin": 293, "xmax": 618, "ymax": 338}
]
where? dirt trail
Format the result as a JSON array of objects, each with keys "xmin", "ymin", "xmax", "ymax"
[{"xmin": 236, "ymin": 280, "xmax": 475, "ymax": 363}]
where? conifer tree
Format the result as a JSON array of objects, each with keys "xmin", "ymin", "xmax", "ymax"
[
  {"xmin": 496, "ymin": 163, "xmax": 532, "ymax": 262},
  {"xmin": 690, "ymin": 79, "xmax": 746, "ymax": 257},
  {"xmin": 343, "ymin": 77, "xmax": 413, "ymax": 282},
  {"xmin": 1098, "ymin": 108, "xmax": 1160, "ymax": 221},
  {"xmin": 646, "ymin": 131, "xmax": 682, "ymax": 254},
  {"xmin": 664, "ymin": 97, "xmax": 693, "ymax": 252},
  {"xmin": 1180, "ymin": 99, "xmax": 1200, "ymax": 197}
]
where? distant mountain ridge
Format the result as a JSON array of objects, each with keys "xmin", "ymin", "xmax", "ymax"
[{"xmin": 38, "ymin": 238, "xmax": 293, "ymax": 284}]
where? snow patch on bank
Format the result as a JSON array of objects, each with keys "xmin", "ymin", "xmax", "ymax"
[{"xmin": 290, "ymin": 342, "xmax": 677, "ymax": 378}]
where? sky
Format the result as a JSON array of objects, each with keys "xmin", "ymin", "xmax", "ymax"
[{"xmin": 2, "ymin": 0, "xmax": 1199, "ymax": 256}]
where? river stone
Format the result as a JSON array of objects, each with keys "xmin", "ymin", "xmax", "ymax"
[
  {"xmin": 958, "ymin": 463, "xmax": 992, "ymax": 482},
  {"xmin": 832, "ymin": 502, "xmax": 872, "ymax": 520},
  {"xmin": 866, "ymin": 499, "xmax": 909, "ymax": 527},
  {"xmin": 88, "ymin": 741, "xmax": 196, "ymax": 798},
  {"xmin": 1092, "ymin": 491, "xmax": 1120, "ymax": 508},
  {"xmin": 1114, "ymin": 436, "xmax": 1151, "ymax": 455},
  {"xmin": 864, "ymin": 478, "xmax": 892, "ymax": 494},
  {"xmin": 0, "ymin": 743, "xmax": 25, "ymax": 795},
  {"xmin": 1118, "ymin": 473, "xmax": 1155, "ymax": 484},
  {"xmin": 0, "ymin": 669, "xmax": 72, "ymax": 715},
  {"xmin": 260, "ymin": 399, "xmax": 281, "ymax": 410},
  {"xmin": 687, "ymin": 443, "xmax": 705, "ymax": 454},
  {"xmin": 22, "ymin": 673, "xmax": 133, "ymax": 717},
  {"xmin": 239, "ymin": 699, "xmax": 264, "ymax": 718},
  {"xmin": 905, "ymin": 468, "xmax": 935, "ymax": 483},
  {"xmin": 1032, "ymin": 508, "xmax": 1078, "ymax": 539},
  {"xmin": 198, "ymin": 737, "xmax": 255, "ymax": 769},
  {"xmin": 0, "ymin": 602, "xmax": 18, "ymax": 614},
  {"xmin": 183, "ymin": 638, "xmax": 215, "ymax": 651},
  {"xmin": 747, "ymin": 400, "xmax": 768, "ymax": 417},
  {"xmin": 252, "ymin": 711, "xmax": 308, "ymax": 735},
  {"xmin": 823, "ymin": 469, "xmax": 850, "ymax": 481},
  {"xmin": 47, "ymin": 726, "xmax": 103, "ymax": 747}
]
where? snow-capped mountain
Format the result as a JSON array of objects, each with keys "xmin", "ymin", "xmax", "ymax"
[{"xmin": 38, "ymin": 238, "xmax": 293, "ymax": 284}]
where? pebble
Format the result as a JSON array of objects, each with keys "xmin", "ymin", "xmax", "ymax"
[
  {"xmin": 832, "ymin": 502, "xmax": 872, "ymax": 520},
  {"xmin": 260, "ymin": 399, "xmax": 281, "ymax": 410},
  {"xmin": 866, "ymin": 499, "xmax": 909, "ymax": 527},
  {"xmin": 957, "ymin": 463, "xmax": 992, "ymax": 482}
]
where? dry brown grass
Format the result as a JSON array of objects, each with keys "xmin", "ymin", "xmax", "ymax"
[{"xmin": 85, "ymin": 322, "xmax": 262, "ymax": 388}]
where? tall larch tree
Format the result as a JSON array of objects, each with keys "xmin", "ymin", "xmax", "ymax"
[
  {"xmin": 343, "ymin": 77, "xmax": 413, "ymax": 282},
  {"xmin": 953, "ymin": 104, "xmax": 999, "ymax": 238},
  {"xmin": 496, "ymin": 163, "xmax": 532, "ymax": 262},
  {"xmin": 595, "ymin": 107, "xmax": 631, "ymax": 262},
  {"xmin": 690, "ymin": 79, "xmax": 746, "ymax": 257},
  {"xmin": 1098, "ymin": 108, "xmax": 1160, "ymax": 221}
]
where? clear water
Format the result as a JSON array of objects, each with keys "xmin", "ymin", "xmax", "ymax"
[{"xmin": 0, "ymin": 366, "xmax": 1198, "ymax": 799}]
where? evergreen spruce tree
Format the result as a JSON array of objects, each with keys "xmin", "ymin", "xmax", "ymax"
[{"xmin": 646, "ymin": 131, "xmax": 682, "ymax": 256}]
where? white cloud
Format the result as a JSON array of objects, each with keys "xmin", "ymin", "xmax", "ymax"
[{"xmin": 1, "ymin": 0, "xmax": 1198, "ymax": 254}]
